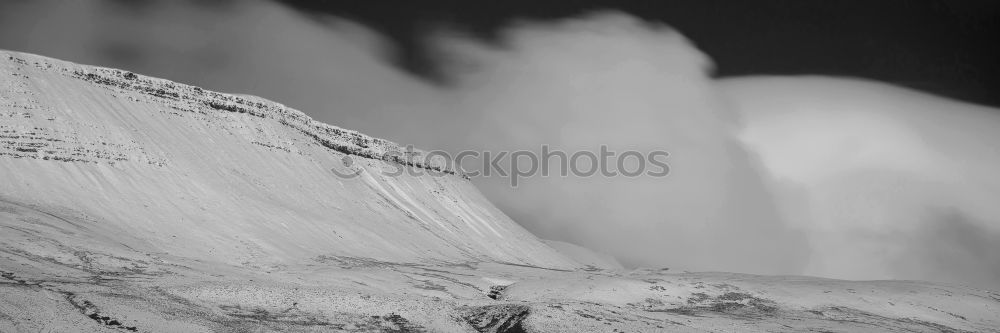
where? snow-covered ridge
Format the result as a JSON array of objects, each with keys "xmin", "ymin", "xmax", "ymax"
[
  {"xmin": 2, "ymin": 51, "xmax": 459, "ymax": 176},
  {"xmin": 0, "ymin": 49, "xmax": 576, "ymax": 269}
]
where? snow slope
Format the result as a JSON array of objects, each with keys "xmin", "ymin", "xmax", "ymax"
[
  {"xmin": 0, "ymin": 50, "xmax": 575, "ymax": 270},
  {"xmin": 542, "ymin": 240, "xmax": 623, "ymax": 270}
]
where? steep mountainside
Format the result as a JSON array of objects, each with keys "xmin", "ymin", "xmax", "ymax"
[{"xmin": 0, "ymin": 50, "xmax": 575, "ymax": 269}]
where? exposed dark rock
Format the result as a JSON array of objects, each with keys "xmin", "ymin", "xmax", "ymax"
[
  {"xmin": 462, "ymin": 304, "xmax": 531, "ymax": 333},
  {"xmin": 487, "ymin": 285, "xmax": 507, "ymax": 300}
]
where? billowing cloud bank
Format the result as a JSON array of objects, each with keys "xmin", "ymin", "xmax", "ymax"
[
  {"xmin": 1, "ymin": 0, "xmax": 997, "ymax": 288},
  {"xmin": 721, "ymin": 77, "xmax": 1000, "ymax": 288},
  {"xmin": 430, "ymin": 14, "xmax": 809, "ymax": 275}
]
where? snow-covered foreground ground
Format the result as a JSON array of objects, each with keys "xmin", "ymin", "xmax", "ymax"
[
  {"xmin": 2, "ymin": 205, "xmax": 998, "ymax": 333},
  {"xmin": 1, "ymin": 51, "xmax": 998, "ymax": 332}
]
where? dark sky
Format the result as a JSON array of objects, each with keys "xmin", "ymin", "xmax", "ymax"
[{"xmin": 280, "ymin": 0, "xmax": 1000, "ymax": 107}]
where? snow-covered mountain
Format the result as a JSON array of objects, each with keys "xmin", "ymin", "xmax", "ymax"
[
  {"xmin": 0, "ymin": 50, "xmax": 575, "ymax": 270},
  {"xmin": 1, "ymin": 51, "xmax": 998, "ymax": 332}
]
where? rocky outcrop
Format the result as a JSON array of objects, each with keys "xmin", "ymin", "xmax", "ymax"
[
  {"xmin": 462, "ymin": 304, "xmax": 530, "ymax": 333},
  {"xmin": 1, "ymin": 52, "xmax": 455, "ymax": 175}
]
